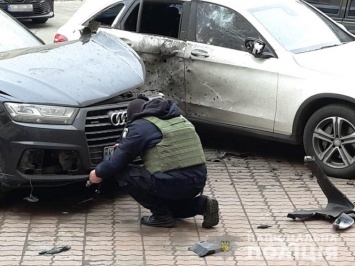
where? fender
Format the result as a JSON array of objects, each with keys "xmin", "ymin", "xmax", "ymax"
[{"xmin": 292, "ymin": 93, "xmax": 355, "ymax": 143}]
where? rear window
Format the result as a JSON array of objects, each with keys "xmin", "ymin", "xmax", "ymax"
[{"xmin": 0, "ymin": 11, "xmax": 43, "ymax": 52}]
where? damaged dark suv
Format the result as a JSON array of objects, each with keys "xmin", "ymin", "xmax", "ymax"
[{"xmin": 0, "ymin": 10, "xmax": 145, "ymax": 195}]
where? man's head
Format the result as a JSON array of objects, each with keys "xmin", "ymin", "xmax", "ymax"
[{"xmin": 127, "ymin": 99, "xmax": 146, "ymax": 121}]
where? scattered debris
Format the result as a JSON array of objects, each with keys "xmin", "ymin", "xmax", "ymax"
[
  {"xmin": 207, "ymin": 151, "xmax": 255, "ymax": 162},
  {"xmin": 218, "ymin": 151, "xmax": 227, "ymax": 159},
  {"xmin": 189, "ymin": 241, "xmax": 221, "ymax": 257},
  {"xmin": 288, "ymin": 156, "xmax": 355, "ymax": 230},
  {"xmin": 225, "ymin": 152, "xmax": 255, "ymax": 158},
  {"xmin": 23, "ymin": 194, "xmax": 39, "ymax": 203},
  {"xmin": 77, "ymin": 198, "xmax": 94, "ymax": 205},
  {"xmin": 270, "ymin": 167, "xmax": 279, "ymax": 173},
  {"xmin": 39, "ymin": 246, "xmax": 71, "ymax": 255},
  {"xmin": 308, "ymin": 173, "xmax": 314, "ymax": 178},
  {"xmin": 209, "ymin": 158, "xmax": 222, "ymax": 162},
  {"xmin": 257, "ymin": 224, "xmax": 272, "ymax": 229},
  {"xmin": 295, "ymin": 171, "xmax": 303, "ymax": 177}
]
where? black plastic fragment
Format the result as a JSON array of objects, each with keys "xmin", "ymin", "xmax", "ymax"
[
  {"xmin": 288, "ymin": 156, "xmax": 355, "ymax": 222},
  {"xmin": 39, "ymin": 246, "xmax": 71, "ymax": 255},
  {"xmin": 188, "ymin": 241, "xmax": 221, "ymax": 257},
  {"xmin": 257, "ymin": 224, "xmax": 272, "ymax": 229}
]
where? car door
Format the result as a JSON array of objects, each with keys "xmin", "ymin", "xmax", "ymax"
[
  {"xmin": 184, "ymin": 2, "xmax": 279, "ymax": 132},
  {"xmin": 98, "ymin": 0, "xmax": 189, "ymax": 111}
]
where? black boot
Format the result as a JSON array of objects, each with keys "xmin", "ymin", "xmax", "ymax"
[
  {"xmin": 141, "ymin": 214, "xmax": 176, "ymax": 227},
  {"xmin": 202, "ymin": 197, "xmax": 219, "ymax": 228}
]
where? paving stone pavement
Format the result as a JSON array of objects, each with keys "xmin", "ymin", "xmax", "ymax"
[{"xmin": 1, "ymin": 148, "xmax": 355, "ymax": 266}]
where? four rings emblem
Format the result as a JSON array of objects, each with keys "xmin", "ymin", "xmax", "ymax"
[{"xmin": 109, "ymin": 111, "xmax": 127, "ymax": 126}]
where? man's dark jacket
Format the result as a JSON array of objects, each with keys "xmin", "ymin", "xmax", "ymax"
[{"xmin": 95, "ymin": 99, "xmax": 207, "ymax": 196}]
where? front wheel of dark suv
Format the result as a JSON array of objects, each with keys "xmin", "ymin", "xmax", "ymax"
[{"xmin": 303, "ymin": 104, "xmax": 355, "ymax": 179}]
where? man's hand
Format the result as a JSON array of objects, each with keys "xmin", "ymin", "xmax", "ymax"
[{"xmin": 89, "ymin": 170, "xmax": 102, "ymax": 184}]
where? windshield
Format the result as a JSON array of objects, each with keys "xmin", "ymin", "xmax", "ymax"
[
  {"xmin": 249, "ymin": 0, "xmax": 354, "ymax": 53},
  {"xmin": 0, "ymin": 11, "xmax": 43, "ymax": 52}
]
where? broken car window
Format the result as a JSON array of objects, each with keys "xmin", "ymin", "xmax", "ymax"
[
  {"xmin": 140, "ymin": 2, "xmax": 182, "ymax": 38},
  {"xmin": 196, "ymin": 3, "xmax": 260, "ymax": 51},
  {"xmin": 124, "ymin": 1, "xmax": 182, "ymax": 38},
  {"xmin": 90, "ymin": 4, "xmax": 124, "ymax": 27}
]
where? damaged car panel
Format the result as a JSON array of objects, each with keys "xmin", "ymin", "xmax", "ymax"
[
  {"xmin": 0, "ymin": 33, "xmax": 144, "ymax": 106},
  {"xmin": 99, "ymin": 0, "xmax": 188, "ymax": 109},
  {"xmin": 184, "ymin": 1, "xmax": 278, "ymax": 132},
  {"xmin": 0, "ymin": 9, "xmax": 145, "ymax": 191},
  {"xmin": 99, "ymin": 30, "xmax": 187, "ymax": 104},
  {"xmin": 56, "ymin": 0, "xmax": 355, "ymax": 179},
  {"xmin": 288, "ymin": 156, "xmax": 355, "ymax": 230}
]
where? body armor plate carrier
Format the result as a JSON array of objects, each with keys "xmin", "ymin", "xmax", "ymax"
[{"xmin": 142, "ymin": 116, "xmax": 206, "ymax": 174}]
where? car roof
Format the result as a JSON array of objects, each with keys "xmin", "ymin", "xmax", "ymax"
[
  {"xmin": 66, "ymin": 0, "xmax": 298, "ymax": 27},
  {"xmin": 80, "ymin": 0, "xmax": 297, "ymax": 9},
  {"xmin": 196, "ymin": 0, "xmax": 297, "ymax": 10}
]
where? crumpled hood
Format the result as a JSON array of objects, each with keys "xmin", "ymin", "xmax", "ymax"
[
  {"xmin": 293, "ymin": 41, "xmax": 355, "ymax": 78},
  {"xmin": 0, "ymin": 32, "xmax": 145, "ymax": 106}
]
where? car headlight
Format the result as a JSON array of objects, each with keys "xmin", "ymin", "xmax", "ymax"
[{"xmin": 4, "ymin": 103, "xmax": 78, "ymax": 124}]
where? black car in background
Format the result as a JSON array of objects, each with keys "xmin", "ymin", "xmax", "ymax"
[
  {"xmin": 0, "ymin": 0, "xmax": 54, "ymax": 23},
  {"xmin": 305, "ymin": 0, "xmax": 355, "ymax": 33},
  {"xmin": 0, "ymin": 10, "xmax": 145, "ymax": 196}
]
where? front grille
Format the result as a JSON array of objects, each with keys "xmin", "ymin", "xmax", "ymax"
[
  {"xmin": 85, "ymin": 106, "xmax": 127, "ymax": 165},
  {"xmin": 33, "ymin": 1, "xmax": 51, "ymax": 15}
]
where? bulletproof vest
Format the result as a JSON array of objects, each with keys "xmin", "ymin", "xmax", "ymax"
[{"xmin": 142, "ymin": 116, "xmax": 206, "ymax": 174}]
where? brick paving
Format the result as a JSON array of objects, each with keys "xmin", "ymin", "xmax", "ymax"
[{"xmin": 1, "ymin": 149, "xmax": 355, "ymax": 265}]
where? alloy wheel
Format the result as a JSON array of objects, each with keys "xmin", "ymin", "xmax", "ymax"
[{"xmin": 312, "ymin": 116, "xmax": 355, "ymax": 169}]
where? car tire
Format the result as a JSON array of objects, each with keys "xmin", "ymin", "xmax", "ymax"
[
  {"xmin": 303, "ymin": 104, "xmax": 355, "ymax": 179},
  {"xmin": 32, "ymin": 18, "xmax": 48, "ymax": 24}
]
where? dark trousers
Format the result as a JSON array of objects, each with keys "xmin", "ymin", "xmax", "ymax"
[{"xmin": 116, "ymin": 164, "xmax": 207, "ymax": 217}]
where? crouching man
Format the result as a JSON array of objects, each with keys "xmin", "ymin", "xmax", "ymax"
[{"xmin": 89, "ymin": 98, "xmax": 219, "ymax": 228}]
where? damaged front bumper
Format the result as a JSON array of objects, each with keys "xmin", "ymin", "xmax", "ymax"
[{"xmin": 0, "ymin": 101, "xmax": 130, "ymax": 189}]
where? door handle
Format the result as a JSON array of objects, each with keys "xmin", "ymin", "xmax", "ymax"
[
  {"xmin": 191, "ymin": 49, "xmax": 210, "ymax": 58},
  {"xmin": 121, "ymin": 38, "xmax": 132, "ymax": 46}
]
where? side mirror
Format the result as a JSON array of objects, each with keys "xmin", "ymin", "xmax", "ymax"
[{"xmin": 245, "ymin": 37, "xmax": 274, "ymax": 59}]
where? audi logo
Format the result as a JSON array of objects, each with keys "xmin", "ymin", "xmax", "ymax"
[{"xmin": 108, "ymin": 111, "xmax": 127, "ymax": 126}]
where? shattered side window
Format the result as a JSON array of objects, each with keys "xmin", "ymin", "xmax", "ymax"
[
  {"xmin": 196, "ymin": 3, "xmax": 260, "ymax": 51},
  {"xmin": 140, "ymin": 2, "xmax": 182, "ymax": 38},
  {"xmin": 90, "ymin": 3, "xmax": 124, "ymax": 27}
]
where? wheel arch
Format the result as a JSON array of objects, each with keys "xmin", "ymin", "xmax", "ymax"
[{"xmin": 292, "ymin": 94, "xmax": 355, "ymax": 144}]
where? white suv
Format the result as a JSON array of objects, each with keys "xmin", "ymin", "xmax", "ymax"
[{"xmin": 56, "ymin": 0, "xmax": 355, "ymax": 179}]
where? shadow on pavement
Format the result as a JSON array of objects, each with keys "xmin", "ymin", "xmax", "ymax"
[{"xmin": 197, "ymin": 126, "xmax": 305, "ymax": 161}]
